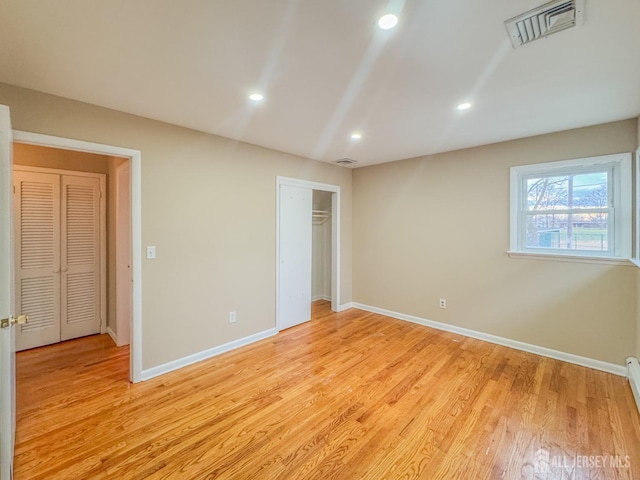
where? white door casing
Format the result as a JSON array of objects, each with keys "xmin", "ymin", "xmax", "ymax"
[{"xmin": 0, "ymin": 104, "xmax": 16, "ymax": 479}]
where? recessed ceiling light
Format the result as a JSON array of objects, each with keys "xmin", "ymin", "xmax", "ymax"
[
  {"xmin": 249, "ymin": 93, "xmax": 264, "ymax": 102},
  {"xmin": 351, "ymin": 133, "xmax": 362, "ymax": 140},
  {"xmin": 457, "ymin": 102, "xmax": 472, "ymax": 110},
  {"xmin": 377, "ymin": 14, "xmax": 398, "ymax": 30}
]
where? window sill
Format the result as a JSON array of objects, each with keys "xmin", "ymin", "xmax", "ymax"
[
  {"xmin": 507, "ymin": 251, "xmax": 634, "ymax": 266},
  {"xmin": 629, "ymin": 258, "xmax": 640, "ymax": 269}
]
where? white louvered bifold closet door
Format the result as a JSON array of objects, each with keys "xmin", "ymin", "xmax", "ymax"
[
  {"xmin": 60, "ymin": 175, "xmax": 101, "ymax": 341},
  {"xmin": 14, "ymin": 171, "xmax": 62, "ymax": 351},
  {"xmin": 14, "ymin": 170, "xmax": 102, "ymax": 351}
]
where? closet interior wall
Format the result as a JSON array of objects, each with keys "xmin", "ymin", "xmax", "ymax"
[{"xmin": 312, "ymin": 190, "xmax": 332, "ymax": 302}]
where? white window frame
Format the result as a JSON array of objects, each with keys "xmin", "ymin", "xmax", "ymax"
[{"xmin": 509, "ymin": 153, "xmax": 632, "ymax": 263}]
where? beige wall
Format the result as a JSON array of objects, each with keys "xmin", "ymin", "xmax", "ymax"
[
  {"xmin": 13, "ymin": 143, "xmax": 109, "ymax": 173},
  {"xmin": 0, "ymin": 83, "xmax": 353, "ymax": 370},
  {"xmin": 353, "ymin": 119, "xmax": 638, "ymax": 365},
  {"xmin": 107, "ymin": 156, "xmax": 128, "ymax": 334}
]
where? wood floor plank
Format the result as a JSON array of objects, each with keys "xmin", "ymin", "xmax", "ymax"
[{"xmin": 14, "ymin": 301, "xmax": 640, "ymax": 479}]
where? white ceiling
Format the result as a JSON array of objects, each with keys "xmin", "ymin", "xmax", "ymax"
[{"xmin": 0, "ymin": 0, "xmax": 638, "ymax": 167}]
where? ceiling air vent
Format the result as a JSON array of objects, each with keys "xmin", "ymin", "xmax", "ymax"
[
  {"xmin": 335, "ymin": 158, "xmax": 357, "ymax": 166},
  {"xmin": 504, "ymin": 0, "xmax": 584, "ymax": 49}
]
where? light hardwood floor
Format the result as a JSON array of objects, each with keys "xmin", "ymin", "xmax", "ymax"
[{"xmin": 15, "ymin": 301, "xmax": 640, "ymax": 479}]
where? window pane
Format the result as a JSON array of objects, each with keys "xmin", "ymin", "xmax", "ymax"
[
  {"xmin": 526, "ymin": 171, "xmax": 608, "ymax": 211},
  {"xmin": 525, "ymin": 213, "xmax": 608, "ymax": 251},
  {"xmin": 572, "ymin": 172, "xmax": 608, "ymax": 209},
  {"xmin": 526, "ymin": 176, "xmax": 567, "ymax": 211}
]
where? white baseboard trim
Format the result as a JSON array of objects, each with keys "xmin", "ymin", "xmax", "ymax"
[
  {"xmin": 352, "ymin": 303, "xmax": 627, "ymax": 377},
  {"xmin": 627, "ymin": 357, "xmax": 640, "ymax": 414},
  {"xmin": 338, "ymin": 302, "xmax": 353, "ymax": 312},
  {"xmin": 106, "ymin": 326, "xmax": 118, "ymax": 345},
  {"xmin": 141, "ymin": 328, "xmax": 278, "ymax": 381},
  {"xmin": 312, "ymin": 295, "xmax": 332, "ymax": 302}
]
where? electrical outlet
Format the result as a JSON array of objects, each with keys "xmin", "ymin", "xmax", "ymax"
[
  {"xmin": 229, "ymin": 311, "xmax": 236, "ymax": 324},
  {"xmin": 439, "ymin": 298, "xmax": 447, "ymax": 309}
]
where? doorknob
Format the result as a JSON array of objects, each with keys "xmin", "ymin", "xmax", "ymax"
[{"xmin": 0, "ymin": 315, "xmax": 28, "ymax": 329}]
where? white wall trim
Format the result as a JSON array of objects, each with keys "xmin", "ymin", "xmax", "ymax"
[
  {"xmin": 141, "ymin": 328, "xmax": 277, "ymax": 381},
  {"xmin": 276, "ymin": 176, "xmax": 341, "ymax": 331},
  {"xmin": 12, "ymin": 130, "xmax": 143, "ymax": 383},
  {"xmin": 627, "ymin": 357, "xmax": 640, "ymax": 414},
  {"xmin": 352, "ymin": 303, "xmax": 627, "ymax": 376},
  {"xmin": 312, "ymin": 295, "xmax": 332, "ymax": 302},
  {"xmin": 106, "ymin": 326, "xmax": 118, "ymax": 345},
  {"xmin": 338, "ymin": 302, "xmax": 353, "ymax": 312}
]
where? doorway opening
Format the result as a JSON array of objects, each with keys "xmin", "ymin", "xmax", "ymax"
[
  {"xmin": 12, "ymin": 131, "xmax": 142, "ymax": 382},
  {"xmin": 276, "ymin": 177, "xmax": 340, "ymax": 331}
]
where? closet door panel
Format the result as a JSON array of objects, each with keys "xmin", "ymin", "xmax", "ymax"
[
  {"xmin": 14, "ymin": 171, "xmax": 61, "ymax": 351},
  {"xmin": 278, "ymin": 185, "xmax": 312, "ymax": 330},
  {"xmin": 61, "ymin": 175, "xmax": 101, "ymax": 340}
]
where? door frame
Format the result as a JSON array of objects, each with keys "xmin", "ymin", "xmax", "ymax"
[
  {"xmin": 13, "ymin": 131, "xmax": 143, "ymax": 383},
  {"xmin": 276, "ymin": 177, "xmax": 340, "ymax": 331}
]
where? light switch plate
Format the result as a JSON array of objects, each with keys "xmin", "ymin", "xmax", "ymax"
[{"xmin": 146, "ymin": 246, "xmax": 156, "ymax": 259}]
